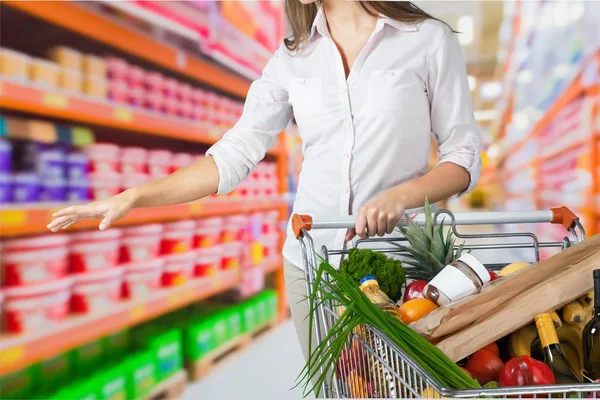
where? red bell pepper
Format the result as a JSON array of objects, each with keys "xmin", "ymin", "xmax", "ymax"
[
  {"xmin": 403, "ymin": 280, "xmax": 428, "ymax": 303},
  {"xmin": 499, "ymin": 356, "xmax": 555, "ymax": 387}
]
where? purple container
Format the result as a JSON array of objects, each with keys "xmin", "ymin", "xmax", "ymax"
[
  {"xmin": 0, "ymin": 173, "xmax": 13, "ymax": 203},
  {"xmin": 0, "ymin": 140, "xmax": 12, "ymax": 173},
  {"xmin": 67, "ymin": 177, "xmax": 90, "ymax": 202},
  {"xmin": 67, "ymin": 152, "xmax": 89, "ymax": 179},
  {"xmin": 38, "ymin": 149, "xmax": 66, "ymax": 179},
  {"xmin": 41, "ymin": 176, "xmax": 67, "ymax": 202},
  {"xmin": 13, "ymin": 172, "xmax": 40, "ymax": 203}
]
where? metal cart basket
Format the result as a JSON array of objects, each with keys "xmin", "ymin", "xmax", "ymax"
[{"xmin": 292, "ymin": 207, "xmax": 598, "ymax": 398}]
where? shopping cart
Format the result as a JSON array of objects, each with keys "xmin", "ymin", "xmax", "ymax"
[{"xmin": 292, "ymin": 207, "xmax": 597, "ymax": 398}]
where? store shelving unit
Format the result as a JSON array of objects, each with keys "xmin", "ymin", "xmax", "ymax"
[
  {"xmin": 0, "ymin": 1, "xmax": 291, "ymax": 385},
  {"xmin": 0, "ymin": 262, "xmax": 280, "ymax": 377}
]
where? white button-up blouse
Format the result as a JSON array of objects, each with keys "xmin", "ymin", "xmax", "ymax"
[{"xmin": 207, "ymin": 8, "xmax": 482, "ymax": 268}]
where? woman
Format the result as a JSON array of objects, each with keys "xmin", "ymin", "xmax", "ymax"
[{"xmin": 48, "ymin": 0, "xmax": 480, "ymax": 364}]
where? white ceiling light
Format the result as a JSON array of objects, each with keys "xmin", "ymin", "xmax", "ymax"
[
  {"xmin": 467, "ymin": 75, "xmax": 477, "ymax": 91},
  {"xmin": 457, "ymin": 15, "xmax": 474, "ymax": 46},
  {"xmin": 480, "ymin": 82, "xmax": 502, "ymax": 100}
]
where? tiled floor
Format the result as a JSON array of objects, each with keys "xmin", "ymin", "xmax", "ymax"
[{"xmin": 183, "ymin": 319, "xmax": 315, "ymax": 400}]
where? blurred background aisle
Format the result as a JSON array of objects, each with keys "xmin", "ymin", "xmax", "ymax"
[{"xmin": 0, "ymin": 1, "xmax": 598, "ymax": 400}]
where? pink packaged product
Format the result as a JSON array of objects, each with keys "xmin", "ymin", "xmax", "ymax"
[
  {"xmin": 86, "ymin": 143, "xmax": 120, "ymax": 174},
  {"xmin": 108, "ymin": 80, "xmax": 128, "ymax": 103},
  {"xmin": 223, "ymin": 215, "xmax": 248, "ymax": 242},
  {"xmin": 122, "ymin": 173, "xmax": 149, "ymax": 190},
  {"xmin": 178, "ymin": 83, "xmax": 193, "ymax": 102},
  {"xmin": 106, "ymin": 57, "xmax": 128, "ymax": 81},
  {"xmin": 162, "ymin": 77, "xmax": 177, "ymax": 97},
  {"xmin": 172, "ymin": 152, "xmax": 193, "ymax": 171},
  {"xmin": 90, "ymin": 172, "xmax": 121, "ymax": 200},
  {"xmin": 194, "ymin": 246, "xmax": 222, "ymax": 277},
  {"xmin": 127, "ymin": 87, "xmax": 145, "ymax": 107},
  {"xmin": 221, "ymin": 241, "xmax": 243, "ymax": 270},
  {"xmin": 240, "ymin": 266, "xmax": 265, "ymax": 298},
  {"xmin": 161, "ymin": 220, "xmax": 195, "ymax": 255},
  {"xmin": 262, "ymin": 210, "xmax": 279, "ymax": 235},
  {"xmin": 144, "ymin": 91, "xmax": 164, "ymax": 112},
  {"xmin": 148, "ymin": 150, "xmax": 172, "ymax": 179},
  {"xmin": 180, "ymin": 102, "xmax": 193, "ymax": 120},
  {"xmin": 162, "ymin": 252, "xmax": 195, "ymax": 286},
  {"xmin": 144, "ymin": 72, "xmax": 164, "ymax": 93},
  {"xmin": 3, "ymin": 277, "xmax": 73, "ymax": 334},
  {"xmin": 121, "ymin": 147, "xmax": 148, "ymax": 174},
  {"xmin": 192, "ymin": 88, "xmax": 205, "ymax": 106},
  {"xmin": 70, "ymin": 229, "xmax": 122, "ymax": 273},
  {"xmin": 261, "ymin": 233, "xmax": 280, "ymax": 262},
  {"xmin": 2, "ymin": 234, "xmax": 70, "ymax": 286},
  {"xmin": 164, "ymin": 98, "xmax": 180, "ymax": 116},
  {"xmin": 71, "ymin": 267, "xmax": 124, "ymax": 314},
  {"xmin": 120, "ymin": 223, "xmax": 164, "ymax": 263},
  {"xmin": 123, "ymin": 258, "xmax": 163, "ymax": 300},
  {"xmin": 126, "ymin": 65, "xmax": 145, "ymax": 88},
  {"xmin": 194, "ymin": 217, "xmax": 223, "ymax": 248}
]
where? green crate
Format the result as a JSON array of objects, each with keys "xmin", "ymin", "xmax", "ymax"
[
  {"xmin": 71, "ymin": 340, "xmax": 104, "ymax": 377},
  {"xmin": 255, "ymin": 294, "xmax": 270, "ymax": 326},
  {"xmin": 148, "ymin": 329, "xmax": 183, "ymax": 380},
  {"xmin": 126, "ymin": 351, "xmax": 157, "ymax": 399},
  {"xmin": 54, "ymin": 379, "xmax": 101, "ymax": 400},
  {"xmin": 265, "ymin": 289, "xmax": 278, "ymax": 320},
  {"xmin": 103, "ymin": 330, "xmax": 130, "ymax": 362},
  {"xmin": 184, "ymin": 318, "xmax": 214, "ymax": 361},
  {"xmin": 242, "ymin": 299, "xmax": 259, "ymax": 333},
  {"xmin": 212, "ymin": 313, "xmax": 229, "ymax": 348},
  {"xmin": 38, "ymin": 352, "xmax": 71, "ymax": 395},
  {"xmin": 227, "ymin": 307, "xmax": 243, "ymax": 339},
  {"xmin": 97, "ymin": 364, "xmax": 128, "ymax": 400},
  {"xmin": 0, "ymin": 365, "xmax": 36, "ymax": 399}
]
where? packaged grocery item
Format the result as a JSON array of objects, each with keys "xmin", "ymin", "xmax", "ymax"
[
  {"xmin": 72, "ymin": 267, "xmax": 124, "ymax": 314},
  {"xmin": 0, "ymin": 366, "xmax": 36, "ymax": 400},
  {"xmin": 106, "ymin": 57, "xmax": 128, "ymax": 81},
  {"xmin": 221, "ymin": 241, "xmax": 242, "ymax": 270},
  {"xmin": 120, "ymin": 146, "xmax": 147, "ymax": 174},
  {"xmin": 3, "ymin": 277, "xmax": 72, "ymax": 334},
  {"xmin": 41, "ymin": 176, "xmax": 67, "ymax": 202},
  {"xmin": 263, "ymin": 210, "xmax": 279, "ymax": 235},
  {"xmin": 90, "ymin": 172, "xmax": 121, "ymax": 200},
  {"xmin": 71, "ymin": 339, "xmax": 104, "ymax": 378},
  {"xmin": 70, "ymin": 229, "xmax": 122, "ymax": 272},
  {"xmin": 143, "ymin": 91, "xmax": 164, "ymax": 112},
  {"xmin": 12, "ymin": 172, "xmax": 40, "ymax": 202},
  {"xmin": 194, "ymin": 217, "xmax": 223, "ymax": 248},
  {"xmin": 126, "ymin": 65, "xmax": 145, "ymax": 88},
  {"xmin": 162, "ymin": 252, "xmax": 195, "ymax": 286},
  {"xmin": 212, "ymin": 312, "xmax": 229, "ymax": 348},
  {"xmin": 49, "ymin": 46, "xmax": 83, "ymax": 70},
  {"xmin": 161, "ymin": 220, "xmax": 195, "ymax": 254},
  {"xmin": 123, "ymin": 258, "xmax": 163, "ymax": 300},
  {"xmin": 149, "ymin": 329, "xmax": 183, "ymax": 380},
  {"xmin": 147, "ymin": 149, "xmax": 172, "ymax": 179},
  {"xmin": 127, "ymin": 87, "xmax": 144, "ymax": 107},
  {"xmin": 223, "ymin": 215, "xmax": 248, "ymax": 242},
  {"xmin": 121, "ymin": 172, "xmax": 149, "ymax": 190},
  {"xmin": 37, "ymin": 148, "xmax": 66, "ymax": 178},
  {"xmin": 0, "ymin": 173, "xmax": 12, "ymax": 203},
  {"xmin": 86, "ymin": 143, "xmax": 120, "ymax": 173},
  {"xmin": 0, "ymin": 139, "xmax": 12, "ymax": 173},
  {"xmin": 58, "ymin": 68, "xmax": 83, "ymax": 93},
  {"xmin": 67, "ymin": 177, "xmax": 90, "ymax": 201},
  {"xmin": 121, "ymin": 224, "xmax": 163, "ymax": 262},
  {"xmin": 260, "ymin": 233, "xmax": 279, "ymax": 262},
  {"xmin": 423, "ymin": 253, "xmax": 490, "ymax": 306},
  {"xmin": 82, "ymin": 54, "xmax": 106, "ymax": 77},
  {"xmin": 83, "ymin": 76, "xmax": 108, "ymax": 99},
  {"xmin": 241, "ymin": 299, "xmax": 259, "ymax": 334},
  {"xmin": 67, "ymin": 152, "xmax": 88, "ymax": 179},
  {"xmin": 103, "ymin": 329, "xmax": 131, "ymax": 361},
  {"xmin": 164, "ymin": 98, "xmax": 180, "ymax": 116},
  {"xmin": 38, "ymin": 352, "xmax": 72, "ymax": 395},
  {"xmin": 184, "ymin": 318, "xmax": 214, "ymax": 361},
  {"xmin": 126, "ymin": 351, "xmax": 157, "ymax": 399},
  {"xmin": 97, "ymin": 364, "xmax": 127, "ymax": 400},
  {"xmin": 2, "ymin": 234, "xmax": 70, "ymax": 286},
  {"xmin": 144, "ymin": 72, "xmax": 163, "ymax": 93},
  {"xmin": 53, "ymin": 379, "xmax": 100, "ymax": 400},
  {"xmin": 108, "ymin": 80, "xmax": 128, "ymax": 103},
  {"xmin": 0, "ymin": 48, "xmax": 30, "ymax": 80},
  {"xmin": 29, "ymin": 58, "xmax": 60, "ymax": 87},
  {"xmin": 194, "ymin": 246, "xmax": 222, "ymax": 277},
  {"xmin": 162, "ymin": 77, "xmax": 177, "ymax": 97}
]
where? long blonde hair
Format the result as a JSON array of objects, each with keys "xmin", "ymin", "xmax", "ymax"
[{"xmin": 283, "ymin": 1, "xmax": 449, "ymax": 51}]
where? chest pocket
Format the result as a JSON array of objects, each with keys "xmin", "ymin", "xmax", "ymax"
[
  {"xmin": 289, "ymin": 77, "xmax": 323, "ymax": 117},
  {"xmin": 359, "ymin": 69, "xmax": 423, "ymax": 116}
]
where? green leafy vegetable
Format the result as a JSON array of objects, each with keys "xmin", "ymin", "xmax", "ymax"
[
  {"xmin": 340, "ymin": 248, "xmax": 406, "ymax": 302},
  {"xmin": 296, "ymin": 260, "xmax": 480, "ymax": 397}
]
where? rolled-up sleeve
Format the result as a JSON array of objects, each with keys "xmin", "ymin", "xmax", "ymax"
[
  {"xmin": 206, "ymin": 46, "xmax": 293, "ymax": 194},
  {"xmin": 427, "ymin": 25, "xmax": 482, "ymax": 194}
]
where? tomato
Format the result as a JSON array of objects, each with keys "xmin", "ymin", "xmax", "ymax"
[
  {"xmin": 403, "ymin": 280, "xmax": 428, "ymax": 303},
  {"xmin": 499, "ymin": 356, "xmax": 554, "ymax": 387},
  {"xmin": 465, "ymin": 349, "xmax": 505, "ymax": 385},
  {"xmin": 460, "ymin": 367, "xmax": 474, "ymax": 378},
  {"xmin": 482, "ymin": 342, "xmax": 500, "ymax": 356},
  {"xmin": 336, "ymin": 339, "xmax": 369, "ymax": 380}
]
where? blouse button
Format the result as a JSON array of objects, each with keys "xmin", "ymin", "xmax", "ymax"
[
  {"xmin": 300, "ymin": 79, "xmax": 306, "ymax": 84},
  {"xmin": 389, "ymin": 71, "xmax": 395, "ymax": 76}
]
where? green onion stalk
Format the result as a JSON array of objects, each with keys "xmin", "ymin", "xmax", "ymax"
[{"xmin": 295, "ymin": 260, "xmax": 479, "ymax": 397}]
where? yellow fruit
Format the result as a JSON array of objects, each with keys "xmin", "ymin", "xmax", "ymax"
[
  {"xmin": 562, "ymin": 300, "xmax": 586, "ymax": 324},
  {"xmin": 422, "ymin": 387, "xmax": 446, "ymax": 398},
  {"xmin": 348, "ymin": 371, "xmax": 369, "ymax": 398},
  {"xmin": 398, "ymin": 298, "xmax": 438, "ymax": 324},
  {"xmin": 498, "ymin": 262, "xmax": 530, "ymax": 277},
  {"xmin": 578, "ymin": 291, "xmax": 593, "ymax": 308},
  {"xmin": 509, "ymin": 324, "xmax": 537, "ymax": 357},
  {"xmin": 557, "ymin": 323, "xmax": 584, "ymax": 372},
  {"xmin": 549, "ymin": 311, "xmax": 563, "ymax": 329}
]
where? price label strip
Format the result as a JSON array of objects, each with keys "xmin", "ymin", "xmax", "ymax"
[
  {"xmin": 42, "ymin": 93, "xmax": 68, "ymax": 109},
  {"xmin": 113, "ymin": 107, "xmax": 132, "ymax": 122}
]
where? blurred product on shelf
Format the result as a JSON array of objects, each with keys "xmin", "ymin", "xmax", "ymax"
[
  {"xmin": 0, "ymin": 48, "xmax": 30, "ymax": 80},
  {"xmin": 161, "ymin": 220, "xmax": 196, "ymax": 255},
  {"xmin": 122, "ymin": 258, "xmax": 163, "ymax": 300},
  {"xmin": 121, "ymin": 224, "xmax": 164, "ymax": 263},
  {"xmin": 71, "ymin": 267, "xmax": 124, "ymax": 314},
  {"xmin": 29, "ymin": 59, "xmax": 59, "ymax": 88},
  {"xmin": 70, "ymin": 229, "xmax": 122, "ymax": 273}
]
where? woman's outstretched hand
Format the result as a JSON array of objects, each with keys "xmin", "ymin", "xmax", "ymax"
[
  {"xmin": 47, "ymin": 190, "xmax": 137, "ymax": 232},
  {"xmin": 347, "ymin": 188, "xmax": 407, "ymax": 240}
]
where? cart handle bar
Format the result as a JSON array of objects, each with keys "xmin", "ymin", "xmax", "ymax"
[{"xmin": 292, "ymin": 206, "xmax": 579, "ymax": 238}]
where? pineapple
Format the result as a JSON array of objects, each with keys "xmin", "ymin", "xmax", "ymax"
[{"xmin": 397, "ymin": 199, "xmax": 466, "ymax": 281}]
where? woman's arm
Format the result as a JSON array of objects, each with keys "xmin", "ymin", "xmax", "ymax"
[
  {"xmin": 351, "ymin": 23, "xmax": 481, "ymax": 239},
  {"xmin": 49, "ymin": 46, "xmax": 292, "ymax": 232}
]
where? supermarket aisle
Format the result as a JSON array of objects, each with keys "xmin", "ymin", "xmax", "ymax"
[{"xmin": 184, "ymin": 320, "xmax": 314, "ymax": 400}]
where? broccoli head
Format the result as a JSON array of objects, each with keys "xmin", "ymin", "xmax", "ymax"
[{"xmin": 340, "ymin": 248, "xmax": 406, "ymax": 302}]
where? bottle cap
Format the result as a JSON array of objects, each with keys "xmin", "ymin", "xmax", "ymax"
[{"xmin": 360, "ymin": 275, "xmax": 376, "ymax": 285}]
